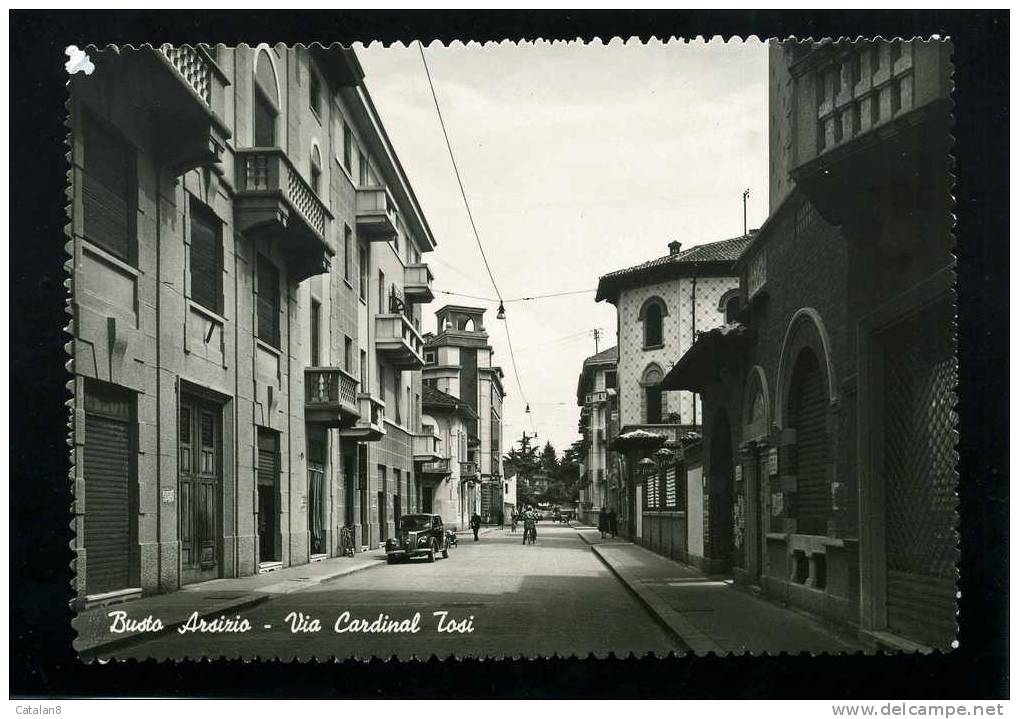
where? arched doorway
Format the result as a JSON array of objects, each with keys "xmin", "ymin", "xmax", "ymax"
[
  {"xmin": 708, "ymin": 411, "xmax": 735, "ymax": 575},
  {"xmin": 787, "ymin": 348, "xmax": 829, "ymax": 536}
]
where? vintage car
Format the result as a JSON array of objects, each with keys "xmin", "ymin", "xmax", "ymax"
[{"xmin": 385, "ymin": 513, "xmax": 450, "ymax": 563}]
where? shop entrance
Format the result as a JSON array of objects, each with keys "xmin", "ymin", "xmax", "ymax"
[{"xmin": 179, "ymin": 396, "xmax": 222, "ymax": 585}]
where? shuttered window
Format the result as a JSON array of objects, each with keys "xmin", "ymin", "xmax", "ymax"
[
  {"xmin": 788, "ymin": 350, "xmax": 829, "ymax": 535},
  {"xmin": 82, "ymin": 113, "xmax": 135, "ymax": 263},
  {"xmin": 189, "ymin": 200, "xmax": 222, "ymax": 313},
  {"xmin": 254, "ymin": 89, "xmax": 276, "ymax": 147},
  {"xmin": 256, "ymin": 255, "xmax": 280, "ymax": 347},
  {"xmin": 83, "ymin": 381, "xmax": 135, "ymax": 595}
]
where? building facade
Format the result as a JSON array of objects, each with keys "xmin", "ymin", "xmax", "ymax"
[
  {"xmin": 422, "ymin": 305, "xmax": 506, "ymax": 524},
  {"xmin": 575, "ymin": 346, "xmax": 618, "ymax": 526},
  {"xmin": 595, "ymin": 236, "xmax": 751, "ymax": 541},
  {"xmin": 662, "ymin": 39, "xmax": 955, "ymax": 650},
  {"xmin": 70, "ymin": 45, "xmax": 436, "ymax": 608},
  {"xmin": 419, "ymin": 384, "xmax": 478, "ymax": 530}
]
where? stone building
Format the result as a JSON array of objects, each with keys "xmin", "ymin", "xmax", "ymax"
[
  {"xmin": 595, "ymin": 236, "xmax": 751, "ymax": 541},
  {"xmin": 69, "ymin": 45, "xmax": 436, "ymax": 608},
  {"xmin": 662, "ymin": 39, "xmax": 955, "ymax": 650},
  {"xmin": 422, "ymin": 305, "xmax": 505, "ymax": 524},
  {"xmin": 575, "ymin": 346, "xmax": 618, "ymax": 526},
  {"xmin": 419, "ymin": 384, "xmax": 479, "ymax": 530}
]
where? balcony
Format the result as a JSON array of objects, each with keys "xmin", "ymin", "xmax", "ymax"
[
  {"xmin": 339, "ymin": 394, "xmax": 386, "ymax": 442},
  {"xmin": 305, "ymin": 367, "xmax": 359, "ymax": 429},
  {"xmin": 375, "ymin": 314, "xmax": 425, "ymax": 369},
  {"xmin": 460, "ymin": 461, "xmax": 479, "ymax": 479},
  {"xmin": 355, "ymin": 186, "xmax": 398, "ymax": 242},
  {"xmin": 83, "ymin": 46, "xmax": 231, "ymax": 175},
  {"xmin": 413, "ymin": 431, "xmax": 442, "ymax": 462},
  {"xmin": 617, "ymin": 423, "xmax": 700, "ymax": 447},
  {"xmin": 420, "ymin": 458, "xmax": 452, "ymax": 477},
  {"xmin": 586, "ymin": 390, "xmax": 609, "ymax": 405},
  {"xmin": 403, "ymin": 264, "xmax": 435, "ymax": 304},
  {"xmin": 234, "ymin": 148, "xmax": 334, "ymax": 282}
]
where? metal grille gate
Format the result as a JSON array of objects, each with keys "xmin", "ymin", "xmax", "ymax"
[{"xmin": 882, "ymin": 299, "xmax": 957, "ymax": 648}]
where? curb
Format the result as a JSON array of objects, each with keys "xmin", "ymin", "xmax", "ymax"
[
  {"xmin": 588, "ymin": 543, "xmax": 722, "ymax": 655},
  {"xmin": 79, "ymin": 555, "xmax": 390, "ymax": 658},
  {"xmin": 77, "ymin": 593, "xmax": 272, "ymax": 660}
]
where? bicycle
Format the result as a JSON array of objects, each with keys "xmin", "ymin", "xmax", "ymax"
[{"xmin": 339, "ymin": 525, "xmax": 356, "ymax": 557}]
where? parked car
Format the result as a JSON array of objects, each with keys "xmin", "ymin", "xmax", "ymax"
[{"xmin": 385, "ymin": 514, "xmax": 449, "ymax": 563}]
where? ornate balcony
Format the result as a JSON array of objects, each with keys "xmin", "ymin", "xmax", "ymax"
[
  {"xmin": 355, "ymin": 186, "xmax": 398, "ymax": 242},
  {"xmin": 305, "ymin": 367, "xmax": 359, "ymax": 429},
  {"xmin": 414, "ymin": 431, "xmax": 442, "ymax": 462},
  {"xmin": 586, "ymin": 390, "xmax": 610, "ymax": 405},
  {"xmin": 234, "ymin": 148, "xmax": 334, "ymax": 282},
  {"xmin": 403, "ymin": 264, "xmax": 434, "ymax": 304},
  {"xmin": 339, "ymin": 394, "xmax": 386, "ymax": 442},
  {"xmin": 84, "ymin": 46, "xmax": 231, "ymax": 175},
  {"xmin": 420, "ymin": 458, "xmax": 452, "ymax": 477},
  {"xmin": 375, "ymin": 314, "xmax": 425, "ymax": 369}
]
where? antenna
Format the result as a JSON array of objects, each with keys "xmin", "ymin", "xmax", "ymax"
[
  {"xmin": 742, "ymin": 188, "xmax": 751, "ymax": 236},
  {"xmin": 593, "ymin": 328, "xmax": 601, "ymax": 353}
]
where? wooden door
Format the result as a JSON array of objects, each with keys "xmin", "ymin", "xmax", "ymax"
[{"xmin": 179, "ymin": 398, "xmax": 221, "ymax": 585}]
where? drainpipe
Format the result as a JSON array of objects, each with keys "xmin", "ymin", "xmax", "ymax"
[{"xmin": 690, "ymin": 268, "xmax": 698, "ymax": 427}]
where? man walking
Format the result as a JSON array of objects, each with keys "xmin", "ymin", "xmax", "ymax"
[
  {"xmin": 597, "ymin": 507, "xmax": 609, "ymax": 539},
  {"xmin": 470, "ymin": 512, "xmax": 481, "ymax": 541},
  {"xmin": 607, "ymin": 508, "xmax": 618, "ymax": 539}
]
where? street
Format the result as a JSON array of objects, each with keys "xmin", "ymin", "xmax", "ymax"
[{"xmin": 113, "ymin": 523, "xmax": 680, "ymax": 661}]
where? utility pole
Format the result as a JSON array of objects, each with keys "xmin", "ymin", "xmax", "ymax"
[
  {"xmin": 592, "ymin": 328, "xmax": 601, "ymax": 354},
  {"xmin": 743, "ymin": 188, "xmax": 751, "ymax": 237}
]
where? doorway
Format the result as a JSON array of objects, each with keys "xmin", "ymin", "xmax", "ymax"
[
  {"xmin": 257, "ymin": 429, "xmax": 280, "ymax": 564},
  {"xmin": 179, "ymin": 397, "xmax": 222, "ymax": 585},
  {"xmin": 308, "ymin": 438, "xmax": 327, "ymax": 556},
  {"xmin": 709, "ymin": 412, "xmax": 735, "ymax": 575}
]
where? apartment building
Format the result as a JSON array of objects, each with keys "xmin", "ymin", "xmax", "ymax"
[
  {"xmin": 595, "ymin": 236, "xmax": 751, "ymax": 540},
  {"xmin": 69, "ymin": 44, "xmax": 435, "ymax": 608},
  {"xmin": 663, "ymin": 40, "xmax": 954, "ymax": 650},
  {"xmin": 575, "ymin": 346, "xmax": 618, "ymax": 526},
  {"xmin": 422, "ymin": 305, "xmax": 506, "ymax": 523},
  {"xmin": 419, "ymin": 384, "xmax": 478, "ymax": 530}
]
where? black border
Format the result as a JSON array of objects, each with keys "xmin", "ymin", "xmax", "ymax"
[{"xmin": 10, "ymin": 10, "xmax": 1008, "ymax": 699}]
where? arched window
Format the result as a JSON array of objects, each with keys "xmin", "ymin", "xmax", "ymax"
[
  {"xmin": 639, "ymin": 297, "xmax": 668, "ymax": 349},
  {"xmin": 310, "ymin": 144, "xmax": 322, "ymax": 196},
  {"xmin": 254, "ymin": 49, "xmax": 280, "ymax": 147},
  {"xmin": 787, "ymin": 348, "xmax": 829, "ymax": 535},
  {"xmin": 641, "ymin": 364, "xmax": 664, "ymax": 424},
  {"xmin": 719, "ymin": 288, "xmax": 741, "ymax": 324}
]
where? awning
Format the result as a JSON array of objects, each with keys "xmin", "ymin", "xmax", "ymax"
[{"xmin": 660, "ymin": 322, "xmax": 751, "ymax": 392}]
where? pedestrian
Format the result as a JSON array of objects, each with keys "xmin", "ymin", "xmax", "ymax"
[
  {"xmin": 511, "ymin": 511, "xmax": 518, "ymax": 533},
  {"xmin": 470, "ymin": 512, "xmax": 481, "ymax": 541},
  {"xmin": 597, "ymin": 507, "xmax": 608, "ymax": 539},
  {"xmin": 607, "ymin": 508, "xmax": 618, "ymax": 539}
]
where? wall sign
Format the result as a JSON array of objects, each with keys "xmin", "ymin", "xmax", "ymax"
[
  {"xmin": 161, "ymin": 487, "xmax": 175, "ymax": 504},
  {"xmin": 768, "ymin": 447, "xmax": 779, "ymax": 476}
]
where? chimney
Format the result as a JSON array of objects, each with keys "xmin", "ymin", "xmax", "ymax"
[{"xmin": 668, "ymin": 240, "xmax": 683, "ymax": 256}]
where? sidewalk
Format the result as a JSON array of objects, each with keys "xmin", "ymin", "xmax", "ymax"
[
  {"xmin": 577, "ymin": 529, "xmax": 864, "ymax": 654},
  {"xmin": 74, "ymin": 548, "xmax": 389, "ymax": 656},
  {"xmin": 76, "ymin": 527, "xmax": 501, "ymax": 656}
]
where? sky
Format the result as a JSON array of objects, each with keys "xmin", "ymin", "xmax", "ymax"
[{"xmin": 357, "ymin": 39, "xmax": 769, "ymax": 457}]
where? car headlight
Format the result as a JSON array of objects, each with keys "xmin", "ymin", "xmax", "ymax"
[{"xmin": 417, "ymin": 535, "xmax": 431, "ymax": 547}]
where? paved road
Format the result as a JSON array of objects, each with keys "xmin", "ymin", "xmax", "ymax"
[{"xmin": 116, "ymin": 523, "xmax": 679, "ymax": 661}]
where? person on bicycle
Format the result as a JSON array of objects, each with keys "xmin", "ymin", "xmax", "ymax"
[{"xmin": 522, "ymin": 510, "xmax": 537, "ymax": 545}]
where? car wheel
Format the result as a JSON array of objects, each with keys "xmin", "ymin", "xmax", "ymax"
[
  {"xmin": 428, "ymin": 541, "xmax": 437, "ymax": 562},
  {"xmin": 442, "ymin": 541, "xmax": 449, "ymax": 559},
  {"xmin": 387, "ymin": 556, "xmax": 396, "ymax": 565}
]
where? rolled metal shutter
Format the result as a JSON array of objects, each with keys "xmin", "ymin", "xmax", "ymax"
[
  {"xmin": 84, "ymin": 399, "xmax": 132, "ymax": 594},
  {"xmin": 790, "ymin": 351, "xmax": 829, "ymax": 536}
]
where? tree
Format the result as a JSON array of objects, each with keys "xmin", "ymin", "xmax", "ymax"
[{"xmin": 504, "ymin": 432, "xmax": 540, "ymax": 508}]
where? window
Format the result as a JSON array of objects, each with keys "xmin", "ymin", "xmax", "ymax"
[
  {"xmin": 309, "ymin": 69, "xmax": 321, "ymax": 118},
  {"xmin": 724, "ymin": 295, "xmax": 741, "ymax": 324},
  {"xmin": 358, "ymin": 242, "xmax": 368, "ymax": 301},
  {"xmin": 343, "ymin": 224, "xmax": 352, "ymax": 283},
  {"xmin": 310, "ymin": 145, "xmax": 322, "ymax": 197},
  {"xmin": 344, "ymin": 336, "xmax": 353, "ymax": 374},
  {"xmin": 378, "ymin": 270, "xmax": 385, "ymax": 311},
  {"xmin": 640, "ymin": 298, "xmax": 666, "ymax": 349},
  {"xmin": 890, "ymin": 41, "xmax": 902, "ymax": 66},
  {"xmin": 642, "ymin": 365, "xmax": 664, "ymax": 424},
  {"xmin": 254, "ymin": 89, "xmax": 276, "ymax": 147},
  {"xmin": 256, "ymin": 255, "xmax": 280, "ymax": 347},
  {"xmin": 359, "ymin": 349, "xmax": 367, "ymax": 388},
  {"xmin": 342, "ymin": 121, "xmax": 353, "ymax": 174},
  {"xmin": 81, "ymin": 112, "xmax": 135, "ymax": 263},
  {"xmin": 852, "ymin": 53, "xmax": 863, "ymax": 87},
  {"xmin": 189, "ymin": 199, "xmax": 222, "ymax": 313},
  {"xmin": 310, "ymin": 299, "xmax": 321, "ymax": 365},
  {"xmin": 358, "ymin": 150, "xmax": 368, "ymax": 186},
  {"xmin": 393, "ymin": 369, "xmax": 402, "ymax": 425},
  {"xmin": 605, "ymin": 370, "xmax": 618, "ymax": 390},
  {"xmin": 424, "ymin": 351, "xmax": 436, "ymax": 365}
]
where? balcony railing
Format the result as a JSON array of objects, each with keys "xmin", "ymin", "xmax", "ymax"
[
  {"xmin": 339, "ymin": 394, "xmax": 386, "ymax": 441},
  {"xmin": 420, "ymin": 458, "xmax": 452, "ymax": 476},
  {"xmin": 234, "ymin": 148, "xmax": 333, "ymax": 282},
  {"xmin": 413, "ymin": 432, "xmax": 442, "ymax": 462},
  {"xmin": 375, "ymin": 313, "xmax": 425, "ymax": 369},
  {"xmin": 305, "ymin": 367, "xmax": 359, "ymax": 429},
  {"xmin": 586, "ymin": 390, "xmax": 609, "ymax": 405},
  {"xmin": 160, "ymin": 45, "xmax": 214, "ymax": 106},
  {"xmin": 403, "ymin": 264, "xmax": 434, "ymax": 304},
  {"xmin": 460, "ymin": 461, "xmax": 478, "ymax": 478},
  {"xmin": 355, "ymin": 186, "xmax": 398, "ymax": 242}
]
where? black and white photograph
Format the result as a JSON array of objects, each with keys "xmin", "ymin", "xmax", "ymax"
[{"xmin": 8, "ymin": 6, "xmax": 1009, "ymax": 704}]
